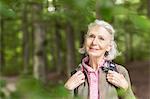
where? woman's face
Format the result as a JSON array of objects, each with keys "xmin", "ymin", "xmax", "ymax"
[{"xmin": 85, "ymin": 25, "xmax": 112, "ymax": 57}]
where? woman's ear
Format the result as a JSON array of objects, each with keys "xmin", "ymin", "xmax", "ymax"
[{"xmin": 106, "ymin": 44, "xmax": 112, "ymax": 52}]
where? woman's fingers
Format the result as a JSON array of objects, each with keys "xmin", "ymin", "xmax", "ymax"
[
  {"xmin": 107, "ymin": 70, "xmax": 129, "ymax": 90},
  {"xmin": 75, "ymin": 71, "xmax": 83, "ymax": 76},
  {"xmin": 74, "ymin": 71, "xmax": 85, "ymax": 82},
  {"xmin": 64, "ymin": 71, "xmax": 85, "ymax": 90},
  {"xmin": 73, "ymin": 71, "xmax": 85, "ymax": 82}
]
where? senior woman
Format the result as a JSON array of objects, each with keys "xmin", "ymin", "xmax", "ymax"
[{"xmin": 64, "ymin": 20, "xmax": 136, "ymax": 99}]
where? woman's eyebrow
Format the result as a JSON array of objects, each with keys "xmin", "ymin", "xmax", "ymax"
[{"xmin": 97, "ymin": 34, "xmax": 104, "ymax": 37}]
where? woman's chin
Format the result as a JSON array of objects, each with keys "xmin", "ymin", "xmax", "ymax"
[{"xmin": 88, "ymin": 52, "xmax": 103, "ymax": 57}]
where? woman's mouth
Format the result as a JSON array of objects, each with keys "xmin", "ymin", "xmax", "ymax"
[{"xmin": 89, "ymin": 47, "xmax": 99, "ymax": 50}]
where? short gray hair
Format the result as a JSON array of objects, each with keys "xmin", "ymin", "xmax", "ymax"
[{"xmin": 79, "ymin": 19, "xmax": 119, "ymax": 60}]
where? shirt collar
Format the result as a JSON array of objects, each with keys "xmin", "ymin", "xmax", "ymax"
[{"xmin": 82, "ymin": 56, "xmax": 105, "ymax": 73}]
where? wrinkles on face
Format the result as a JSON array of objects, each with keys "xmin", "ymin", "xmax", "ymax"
[{"xmin": 85, "ymin": 25, "xmax": 112, "ymax": 57}]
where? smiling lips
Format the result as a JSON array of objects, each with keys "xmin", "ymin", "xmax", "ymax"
[{"xmin": 89, "ymin": 47, "xmax": 100, "ymax": 51}]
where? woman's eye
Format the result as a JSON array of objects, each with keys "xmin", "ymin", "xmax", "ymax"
[
  {"xmin": 98, "ymin": 37, "xmax": 104, "ymax": 40},
  {"xmin": 88, "ymin": 34, "xmax": 95, "ymax": 38}
]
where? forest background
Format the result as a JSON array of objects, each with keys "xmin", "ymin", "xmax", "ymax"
[{"xmin": 0, "ymin": 0, "xmax": 150, "ymax": 99}]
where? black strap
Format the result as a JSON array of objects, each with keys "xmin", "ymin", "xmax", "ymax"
[{"xmin": 101, "ymin": 60, "xmax": 118, "ymax": 73}]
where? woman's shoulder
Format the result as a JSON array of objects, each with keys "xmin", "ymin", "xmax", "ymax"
[
  {"xmin": 71, "ymin": 64, "xmax": 83, "ymax": 75},
  {"xmin": 76, "ymin": 64, "xmax": 83, "ymax": 71},
  {"xmin": 115, "ymin": 64, "xmax": 129, "ymax": 75}
]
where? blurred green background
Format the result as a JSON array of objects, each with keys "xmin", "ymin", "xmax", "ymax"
[{"xmin": 0, "ymin": 0, "xmax": 150, "ymax": 99}]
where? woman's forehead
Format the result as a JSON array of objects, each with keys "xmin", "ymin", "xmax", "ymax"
[{"xmin": 88, "ymin": 25, "xmax": 111, "ymax": 36}]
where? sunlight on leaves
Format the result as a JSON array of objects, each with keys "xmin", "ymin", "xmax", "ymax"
[
  {"xmin": 126, "ymin": 0, "xmax": 140, "ymax": 4},
  {"xmin": 17, "ymin": 31, "xmax": 23, "ymax": 40},
  {"xmin": 0, "ymin": 1, "xmax": 16, "ymax": 18},
  {"xmin": 48, "ymin": 54, "xmax": 52, "ymax": 61},
  {"xmin": 16, "ymin": 47, "xmax": 22, "ymax": 53}
]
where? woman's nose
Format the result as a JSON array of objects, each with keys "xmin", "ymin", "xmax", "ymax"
[{"xmin": 92, "ymin": 37, "xmax": 99, "ymax": 45}]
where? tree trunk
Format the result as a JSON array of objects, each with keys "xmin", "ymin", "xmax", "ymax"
[
  {"xmin": 0, "ymin": 17, "xmax": 5, "ymax": 71},
  {"xmin": 130, "ymin": 33, "xmax": 134, "ymax": 61},
  {"xmin": 80, "ymin": 30, "xmax": 86, "ymax": 59},
  {"xmin": 53, "ymin": 0, "xmax": 63, "ymax": 75},
  {"xmin": 95, "ymin": 0, "xmax": 101, "ymax": 19},
  {"xmin": 124, "ymin": 21, "xmax": 133, "ymax": 63},
  {"xmin": 22, "ymin": 1, "xmax": 30, "ymax": 74},
  {"xmin": 32, "ymin": 2, "xmax": 47, "ymax": 84},
  {"xmin": 54, "ymin": 21, "xmax": 63, "ymax": 75},
  {"xmin": 66, "ymin": 22, "xmax": 76, "ymax": 77},
  {"xmin": 125, "ymin": 33, "xmax": 130, "ymax": 63}
]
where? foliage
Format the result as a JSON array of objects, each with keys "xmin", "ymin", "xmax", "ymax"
[
  {"xmin": 0, "ymin": 1, "xmax": 16, "ymax": 18},
  {"xmin": 0, "ymin": 0, "xmax": 149, "ymax": 98},
  {"xmin": 13, "ymin": 76, "xmax": 68, "ymax": 99},
  {"xmin": 0, "ymin": 80, "xmax": 6, "ymax": 99},
  {"xmin": 0, "ymin": 0, "xmax": 149, "ymax": 94}
]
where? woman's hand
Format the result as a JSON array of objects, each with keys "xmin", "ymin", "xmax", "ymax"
[
  {"xmin": 64, "ymin": 71, "xmax": 85, "ymax": 90},
  {"xmin": 106, "ymin": 70, "xmax": 129, "ymax": 91}
]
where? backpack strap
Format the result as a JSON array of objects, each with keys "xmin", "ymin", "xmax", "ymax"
[
  {"xmin": 70, "ymin": 64, "xmax": 84, "ymax": 97},
  {"xmin": 101, "ymin": 60, "xmax": 118, "ymax": 73}
]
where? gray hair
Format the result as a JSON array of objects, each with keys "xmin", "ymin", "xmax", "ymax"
[{"xmin": 79, "ymin": 19, "xmax": 119, "ymax": 60}]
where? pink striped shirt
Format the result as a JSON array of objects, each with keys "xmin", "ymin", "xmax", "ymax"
[{"xmin": 82, "ymin": 56, "xmax": 104, "ymax": 99}]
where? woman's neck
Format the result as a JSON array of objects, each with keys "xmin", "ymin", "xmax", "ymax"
[{"xmin": 89, "ymin": 55, "xmax": 104, "ymax": 71}]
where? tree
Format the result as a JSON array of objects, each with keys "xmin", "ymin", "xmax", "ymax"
[
  {"xmin": 66, "ymin": 21, "xmax": 76, "ymax": 77},
  {"xmin": 0, "ymin": 0, "xmax": 15, "ymax": 73},
  {"xmin": 21, "ymin": 0, "xmax": 30, "ymax": 74},
  {"xmin": 0, "ymin": 17, "xmax": 5, "ymax": 71},
  {"xmin": 32, "ymin": 1, "xmax": 47, "ymax": 84},
  {"xmin": 53, "ymin": 0, "xmax": 63, "ymax": 75}
]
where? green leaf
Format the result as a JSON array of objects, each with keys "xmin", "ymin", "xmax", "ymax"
[
  {"xmin": 129, "ymin": 15, "xmax": 150, "ymax": 31},
  {"xmin": 0, "ymin": 1, "xmax": 16, "ymax": 18},
  {"xmin": 112, "ymin": 6, "xmax": 130, "ymax": 15}
]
